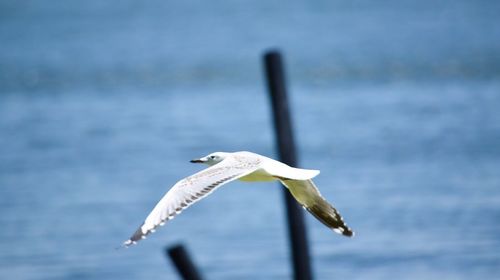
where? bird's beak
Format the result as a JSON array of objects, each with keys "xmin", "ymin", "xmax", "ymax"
[{"xmin": 190, "ymin": 158, "xmax": 205, "ymax": 163}]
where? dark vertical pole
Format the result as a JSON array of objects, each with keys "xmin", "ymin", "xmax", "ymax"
[
  {"xmin": 264, "ymin": 50, "xmax": 313, "ymax": 280},
  {"xmin": 166, "ymin": 244, "xmax": 204, "ymax": 280}
]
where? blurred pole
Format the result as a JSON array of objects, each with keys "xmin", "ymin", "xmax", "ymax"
[
  {"xmin": 264, "ymin": 50, "xmax": 313, "ymax": 280},
  {"xmin": 166, "ymin": 244, "xmax": 204, "ymax": 280}
]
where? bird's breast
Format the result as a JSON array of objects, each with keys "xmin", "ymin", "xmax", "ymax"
[{"xmin": 238, "ymin": 169, "xmax": 276, "ymax": 182}]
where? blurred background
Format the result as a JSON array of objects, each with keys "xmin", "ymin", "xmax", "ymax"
[{"xmin": 1, "ymin": 1, "xmax": 499, "ymax": 279}]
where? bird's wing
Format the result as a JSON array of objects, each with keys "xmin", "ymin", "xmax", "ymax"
[
  {"xmin": 279, "ymin": 179, "xmax": 354, "ymax": 237},
  {"xmin": 124, "ymin": 157, "xmax": 261, "ymax": 246}
]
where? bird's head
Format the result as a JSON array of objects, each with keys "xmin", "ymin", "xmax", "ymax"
[{"xmin": 190, "ymin": 152, "xmax": 228, "ymax": 166}]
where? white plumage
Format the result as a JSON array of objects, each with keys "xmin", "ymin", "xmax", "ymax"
[{"xmin": 124, "ymin": 151, "xmax": 353, "ymax": 247}]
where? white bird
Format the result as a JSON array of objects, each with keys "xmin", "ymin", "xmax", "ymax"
[{"xmin": 124, "ymin": 151, "xmax": 354, "ymax": 247}]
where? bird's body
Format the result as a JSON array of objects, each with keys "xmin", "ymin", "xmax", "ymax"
[{"xmin": 124, "ymin": 151, "xmax": 354, "ymax": 247}]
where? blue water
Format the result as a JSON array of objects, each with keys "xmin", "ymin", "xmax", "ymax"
[{"xmin": 1, "ymin": 1, "xmax": 500, "ymax": 279}]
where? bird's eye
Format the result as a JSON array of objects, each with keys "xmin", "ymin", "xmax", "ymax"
[{"xmin": 210, "ymin": 156, "xmax": 216, "ymax": 159}]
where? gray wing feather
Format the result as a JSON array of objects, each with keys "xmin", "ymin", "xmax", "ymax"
[
  {"xmin": 279, "ymin": 179, "xmax": 354, "ymax": 237},
  {"xmin": 124, "ymin": 158, "xmax": 259, "ymax": 247}
]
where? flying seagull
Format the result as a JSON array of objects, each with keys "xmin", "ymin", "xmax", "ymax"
[{"xmin": 124, "ymin": 151, "xmax": 354, "ymax": 247}]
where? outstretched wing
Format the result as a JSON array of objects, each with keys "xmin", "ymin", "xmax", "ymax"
[
  {"xmin": 124, "ymin": 157, "xmax": 260, "ymax": 247},
  {"xmin": 279, "ymin": 179, "xmax": 354, "ymax": 237}
]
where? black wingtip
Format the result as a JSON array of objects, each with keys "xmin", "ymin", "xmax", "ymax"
[
  {"xmin": 344, "ymin": 229, "xmax": 355, "ymax": 237},
  {"xmin": 123, "ymin": 224, "xmax": 146, "ymax": 247},
  {"xmin": 333, "ymin": 226, "xmax": 355, "ymax": 237}
]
